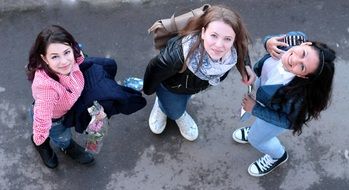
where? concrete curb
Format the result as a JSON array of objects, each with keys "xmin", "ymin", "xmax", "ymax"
[{"xmin": 0, "ymin": 0, "xmax": 147, "ymax": 13}]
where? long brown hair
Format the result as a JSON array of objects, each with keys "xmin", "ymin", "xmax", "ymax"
[
  {"xmin": 179, "ymin": 5, "xmax": 250, "ymax": 76},
  {"xmin": 26, "ymin": 25, "xmax": 81, "ymax": 82}
]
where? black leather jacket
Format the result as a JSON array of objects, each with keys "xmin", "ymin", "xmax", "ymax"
[{"xmin": 143, "ymin": 36, "xmax": 230, "ymax": 95}]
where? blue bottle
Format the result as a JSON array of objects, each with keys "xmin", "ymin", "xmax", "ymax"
[
  {"xmin": 123, "ymin": 77, "xmax": 143, "ymax": 91},
  {"xmin": 78, "ymin": 43, "xmax": 88, "ymax": 57}
]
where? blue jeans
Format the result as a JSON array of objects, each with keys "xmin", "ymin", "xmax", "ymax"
[
  {"xmin": 29, "ymin": 106, "xmax": 72, "ymax": 149},
  {"xmin": 248, "ymin": 118, "xmax": 287, "ymax": 159},
  {"xmin": 49, "ymin": 119, "xmax": 72, "ymax": 149},
  {"xmin": 156, "ymin": 84, "xmax": 191, "ymax": 120}
]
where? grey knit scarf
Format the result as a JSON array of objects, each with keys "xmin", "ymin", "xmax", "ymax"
[{"xmin": 182, "ymin": 34, "xmax": 237, "ymax": 86}]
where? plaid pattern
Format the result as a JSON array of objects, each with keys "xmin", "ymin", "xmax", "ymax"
[{"xmin": 32, "ymin": 57, "xmax": 84, "ymax": 145}]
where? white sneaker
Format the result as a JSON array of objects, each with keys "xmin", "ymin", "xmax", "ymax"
[
  {"xmin": 149, "ymin": 97, "xmax": 167, "ymax": 134},
  {"xmin": 175, "ymin": 112, "xmax": 198, "ymax": 141}
]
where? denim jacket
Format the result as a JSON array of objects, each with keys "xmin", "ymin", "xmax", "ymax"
[
  {"xmin": 251, "ymin": 31, "xmax": 307, "ymax": 129},
  {"xmin": 252, "ymin": 55, "xmax": 303, "ymax": 129}
]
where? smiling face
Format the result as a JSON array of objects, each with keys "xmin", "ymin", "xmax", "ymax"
[
  {"xmin": 201, "ymin": 20, "xmax": 236, "ymax": 60},
  {"xmin": 41, "ymin": 43, "xmax": 75, "ymax": 76},
  {"xmin": 281, "ymin": 42, "xmax": 320, "ymax": 78}
]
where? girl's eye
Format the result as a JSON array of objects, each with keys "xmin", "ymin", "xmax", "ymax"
[
  {"xmin": 64, "ymin": 50, "xmax": 71, "ymax": 55},
  {"xmin": 301, "ymin": 64, "xmax": 305, "ymax": 71},
  {"xmin": 210, "ymin": 34, "xmax": 217, "ymax": 38},
  {"xmin": 302, "ymin": 50, "xmax": 306, "ymax": 58},
  {"xmin": 51, "ymin": 55, "xmax": 58, "ymax": 60},
  {"xmin": 224, "ymin": 37, "xmax": 233, "ymax": 42}
]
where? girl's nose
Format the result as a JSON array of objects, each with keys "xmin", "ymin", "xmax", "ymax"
[
  {"xmin": 61, "ymin": 56, "xmax": 69, "ymax": 64},
  {"xmin": 290, "ymin": 53, "xmax": 302, "ymax": 67},
  {"xmin": 215, "ymin": 39, "xmax": 224, "ymax": 47}
]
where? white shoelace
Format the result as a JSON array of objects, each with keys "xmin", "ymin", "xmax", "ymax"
[
  {"xmin": 244, "ymin": 127, "xmax": 250, "ymax": 136},
  {"xmin": 255, "ymin": 154, "xmax": 277, "ymax": 172}
]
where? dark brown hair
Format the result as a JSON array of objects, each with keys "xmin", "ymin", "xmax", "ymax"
[{"xmin": 26, "ymin": 25, "xmax": 81, "ymax": 82}]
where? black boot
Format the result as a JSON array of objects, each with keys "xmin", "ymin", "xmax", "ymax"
[
  {"xmin": 62, "ymin": 140, "xmax": 95, "ymax": 165},
  {"xmin": 32, "ymin": 135, "xmax": 58, "ymax": 169}
]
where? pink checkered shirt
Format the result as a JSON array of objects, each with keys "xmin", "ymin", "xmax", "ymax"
[{"xmin": 32, "ymin": 57, "xmax": 84, "ymax": 145}]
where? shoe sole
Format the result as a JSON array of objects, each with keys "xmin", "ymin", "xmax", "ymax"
[
  {"xmin": 248, "ymin": 156, "xmax": 288, "ymax": 177},
  {"xmin": 149, "ymin": 124, "xmax": 166, "ymax": 134},
  {"xmin": 81, "ymin": 158, "xmax": 96, "ymax": 166},
  {"xmin": 179, "ymin": 130, "xmax": 198, "ymax": 141}
]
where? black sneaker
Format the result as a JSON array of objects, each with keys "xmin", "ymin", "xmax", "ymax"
[
  {"xmin": 248, "ymin": 151, "xmax": 288, "ymax": 177},
  {"xmin": 62, "ymin": 140, "xmax": 95, "ymax": 165},
  {"xmin": 232, "ymin": 126, "xmax": 250, "ymax": 144}
]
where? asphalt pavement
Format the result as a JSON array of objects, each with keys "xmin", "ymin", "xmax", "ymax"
[{"xmin": 0, "ymin": 0, "xmax": 349, "ymax": 189}]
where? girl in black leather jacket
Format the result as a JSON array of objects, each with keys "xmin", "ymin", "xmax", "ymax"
[{"xmin": 143, "ymin": 5, "xmax": 255, "ymax": 141}]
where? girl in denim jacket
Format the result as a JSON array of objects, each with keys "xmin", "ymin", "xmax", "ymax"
[{"xmin": 232, "ymin": 32, "xmax": 336, "ymax": 177}]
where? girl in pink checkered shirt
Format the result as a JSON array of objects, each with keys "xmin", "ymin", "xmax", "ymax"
[{"xmin": 26, "ymin": 25, "xmax": 94, "ymax": 168}]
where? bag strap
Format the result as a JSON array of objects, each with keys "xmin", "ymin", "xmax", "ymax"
[{"xmin": 148, "ymin": 4, "xmax": 211, "ymax": 34}]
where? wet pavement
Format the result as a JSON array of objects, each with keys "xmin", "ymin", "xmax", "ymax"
[{"xmin": 0, "ymin": 0, "xmax": 349, "ymax": 189}]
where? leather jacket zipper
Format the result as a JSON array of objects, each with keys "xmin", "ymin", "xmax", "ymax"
[
  {"xmin": 185, "ymin": 75, "xmax": 189, "ymax": 88},
  {"xmin": 171, "ymin": 84, "xmax": 182, "ymax": 88}
]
